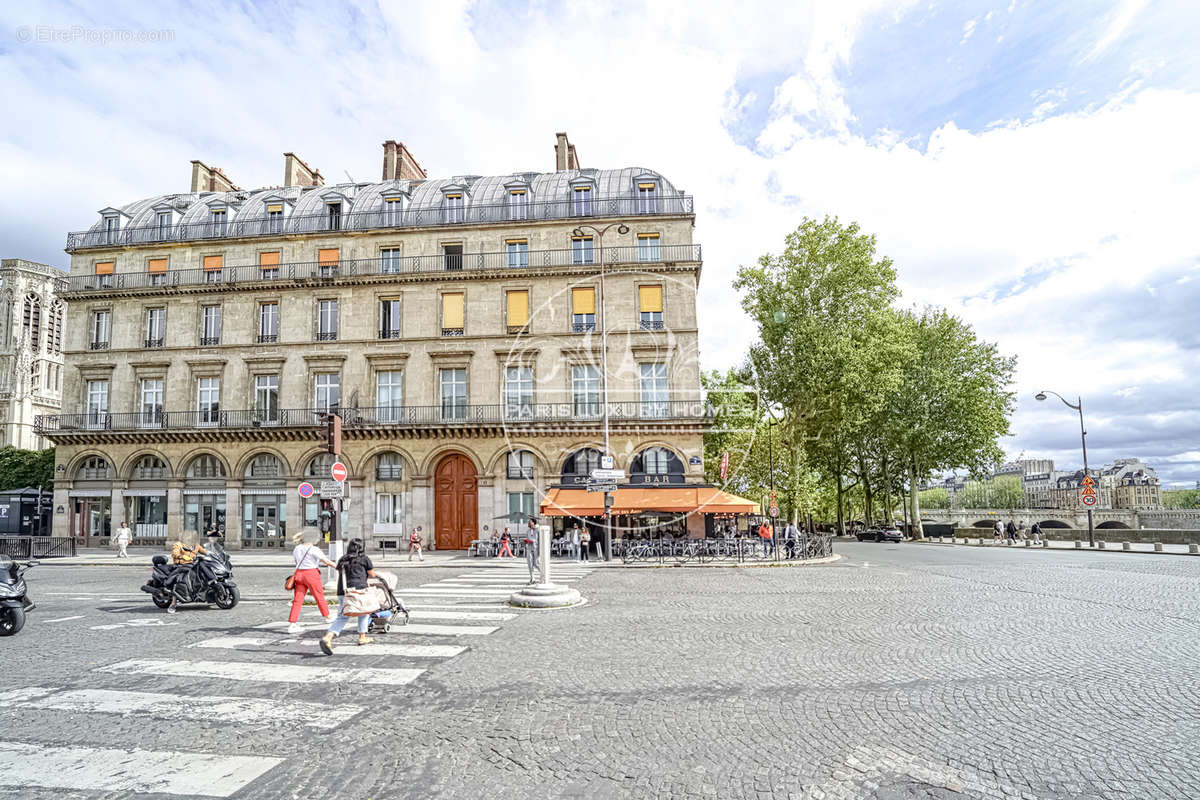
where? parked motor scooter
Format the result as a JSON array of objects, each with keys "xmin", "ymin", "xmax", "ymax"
[{"xmin": 0, "ymin": 554, "xmax": 38, "ymax": 635}]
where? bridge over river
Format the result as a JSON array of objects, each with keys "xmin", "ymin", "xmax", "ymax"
[{"xmin": 920, "ymin": 507, "xmax": 1200, "ymax": 532}]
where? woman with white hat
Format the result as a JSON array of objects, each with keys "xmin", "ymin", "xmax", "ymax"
[{"xmin": 287, "ymin": 530, "xmax": 336, "ymax": 634}]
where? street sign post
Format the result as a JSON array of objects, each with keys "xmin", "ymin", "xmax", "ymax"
[
  {"xmin": 600, "ymin": 455, "xmax": 614, "ymax": 470},
  {"xmin": 588, "ymin": 482, "xmax": 617, "ymax": 493},
  {"xmin": 768, "ymin": 506, "xmax": 780, "ymax": 518},
  {"xmin": 1080, "ymin": 474, "xmax": 1097, "ymax": 508},
  {"xmin": 330, "ymin": 462, "xmax": 348, "ymax": 483},
  {"xmin": 320, "ymin": 480, "xmax": 350, "ymax": 499},
  {"xmin": 590, "ymin": 468, "xmax": 625, "ymax": 481},
  {"xmin": 297, "ymin": 482, "xmax": 314, "ymax": 499}
]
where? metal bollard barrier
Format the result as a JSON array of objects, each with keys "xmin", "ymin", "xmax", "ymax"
[
  {"xmin": 1075, "ymin": 540, "xmax": 1082, "ymax": 549},
  {"xmin": 1154, "ymin": 542, "xmax": 1163, "ymax": 552},
  {"xmin": 1122, "ymin": 542, "xmax": 1131, "ymax": 551}
]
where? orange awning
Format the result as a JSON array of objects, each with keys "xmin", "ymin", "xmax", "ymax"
[{"xmin": 540, "ymin": 487, "xmax": 757, "ymax": 517}]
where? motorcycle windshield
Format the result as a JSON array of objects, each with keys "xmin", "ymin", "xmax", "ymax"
[{"xmin": 0, "ymin": 554, "xmax": 14, "ymax": 583}]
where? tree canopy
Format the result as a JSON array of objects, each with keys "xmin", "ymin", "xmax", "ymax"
[{"xmin": 0, "ymin": 447, "xmax": 55, "ymax": 491}]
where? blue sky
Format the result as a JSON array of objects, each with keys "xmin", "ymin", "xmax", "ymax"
[{"xmin": 1, "ymin": 0, "xmax": 1197, "ymax": 483}]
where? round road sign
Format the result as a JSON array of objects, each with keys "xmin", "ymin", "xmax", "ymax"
[
  {"xmin": 1081, "ymin": 494, "xmax": 1097, "ymax": 507},
  {"xmin": 331, "ymin": 462, "xmax": 348, "ymax": 483},
  {"xmin": 297, "ymin": 482, "xmax": 315, "ymax": 498},
  {"xmin": 768, "ymin": 506, "xmax": 780, "ymax": 518}
]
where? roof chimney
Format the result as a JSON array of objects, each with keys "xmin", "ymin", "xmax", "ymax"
[
  {"xmin": 190, "ymin": 160, "xmax": 239, "ymax": 193},
  {"xmin": 555, "ymin": 131, "xmax": 581, "ymax": 171},
  {"xmin": 382, "ymin": 140, "xmax": 427, "ymax": 181},
  {"xmin": 283, "ymin": 152, "xmax": 324, "ymax": 188}
]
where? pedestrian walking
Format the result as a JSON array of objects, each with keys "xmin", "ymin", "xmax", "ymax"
[
  {"xmin": 783, "ymin": 520, "xmax": 799, "ymax": 559},
  {"xmin": 1005, "ymin": 519, "xmax": 1017, "ymax": 543},
  {"xmin": 580, "ymin": 527, "xmax": 591, "ymax": 562},
  {"xmin": 1018, "ymin": 519, "xmax": 1028, "ymax": 541},
  {"xmin": 993, "ymin": 519, "xmax": 1003, "ymax": 542},
  {"xmin": 524, "ymin": 517, "xmax": 540, "ymax": 584},
  {"xmin": 1030, "ymin": 522, "xmax": 1043, "ymax": 544},
  {"xmin": 570, "ymin": 524, "xmax": 582, "ymax": 560},
  {"xmin": 114, "ymin": 521, "xmax": 132, "ymax": 559},
  {"xmin": 758, "ymin": 521, "xmax": 774, "ymax": 556},
  {"xmin": 408, "ymin": 528, "xmax": 424, "ymax": 562},
  {"xmin": 498, "ymin": 527, "xmax": 514, "ymax": 557},
  {"xmin": 287, "ymin": 531, "xmax": 336, "ymax": 634},
  {"xmin": 319, "ymin": 538, "xmax": 379, "ymax": 654}
]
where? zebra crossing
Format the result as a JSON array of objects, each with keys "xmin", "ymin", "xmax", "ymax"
[{"xmin": 0, "ymin": 560, "xmax": 594, "ymax": 797}]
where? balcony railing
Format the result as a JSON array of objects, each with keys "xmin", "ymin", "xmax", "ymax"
[
  {"xmin": 37, "ymin": 401, "xmax": 712, "ymax": 435},
  {"xmin": 66, "ymin": 195, "xmax": 695, "ymax": 252},
  {"xmin": 59, "ymin": 244, "xmax": 703, "ymax": 294}
]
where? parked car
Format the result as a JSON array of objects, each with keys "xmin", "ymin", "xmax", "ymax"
[{"xmin": 856, "ymin": 526, "xmax": 903, "ymax": 543}]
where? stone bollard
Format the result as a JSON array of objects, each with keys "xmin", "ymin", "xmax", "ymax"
[
  {"xmin": 1075, "ymin": 540, "xmax": 1082, "ymax": 549},
  {"xmin": 1189, "ymin": 544, "xmax": 1199, "ymax": 555},
  {"xmin": 1098, "ymin": 541, "xmax": 1106, "ymax": 549},
  {"xmin": 1122, "ymin": 542, "xmax": 1131, "ymax": 551},
  {"xmin": 1024, "ymin": 539, "xmax": 1030, "ymax": 547},
  {"xmin": 1042, "ymin": 540, "xmax": 1049, "ymax": 548},
  {"xmin": 1154, "ymin": 542, "xmax": 1163, "ymax": 552}
]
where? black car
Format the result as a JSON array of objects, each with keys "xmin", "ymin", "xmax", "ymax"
[{"xmin": 856, "ymin": 527, "xmax": 903, "ymax": 542}]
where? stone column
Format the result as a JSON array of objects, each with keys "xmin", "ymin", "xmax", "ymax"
[
  {"xmin": 110, "ymin": 483, "xmax": 126, "ymax": 540},
  {"xmin": 225, "ymin": 480, "xmax": 242, "ymax": 549},
  {"xmin": 285, "ymin": 484, "xmax": 301, "ymax": 543},
  {"xmin": 166, "ymin": 480, "xmax": 184, "ymax": 542},
  {"xmin": 411, "ymin": 475, "xmax": 431, "ymax": 548},
  {"xmin": 477, "ymin": 475, "xmax": 495, "ymax": 540},
  {"xmin": 52, "ymin": 482, "xmax": 70, "ymax": 539}
]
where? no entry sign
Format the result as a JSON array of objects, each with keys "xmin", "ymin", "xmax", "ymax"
[{"xmin": 330, "ymin": 462, "xmax": 348, "ymax": 483}]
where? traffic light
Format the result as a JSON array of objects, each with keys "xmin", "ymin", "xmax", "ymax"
[
  {"xmin": 318, "ymin": 509, "xmax": 333, "ymax": 534},
  {"xmin": 325, "ymin": 413, "xmax": 342, "ymax": 456}
]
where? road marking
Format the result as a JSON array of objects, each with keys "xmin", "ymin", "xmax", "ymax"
[
  {"xmin": 385, "ymin": 623, "xmax": 499, "ymax": 636},
  {"xmin": 0, "ymin": 740, "xmax": 281, "ymax": 797},
  {"xmin": 399, "ymin": 610, "xmax": 515, "ymax": 621},
  {"xmin": 192, "ymin": 634, "xmax": 467, "ymax": 658},
  {"xmin": 407, "ymin": 603, "xmax": 511, "ymax": 610},
  {"xmin": 41, "ymin": 615, "xmax": 85, "ymax": 623},
  {"xmin": 292, "ymin": 640, "xmax": 467, "ymax": 657},
  {"xmin": 0, "ymin": 686, "xmax": 363, "ymax": 731},
  {"xmin": 96, "ymin": 659, "xmax": 424, "ymax": 686},
  {"xmin": 404, "ymin": 588, "xmax": 517, "ymax": 596},
  {"xmin": 90, "ymin": 619, "xmax": 179, "ymax": 631}
]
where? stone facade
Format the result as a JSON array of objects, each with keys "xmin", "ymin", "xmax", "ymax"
[
  {"xmin": 44, "ymin": 138, "xmax": 707, "ymax": 550},
  {"xmin": 0, "ymin": 259, "xmax": 67, "ymax": 450}
]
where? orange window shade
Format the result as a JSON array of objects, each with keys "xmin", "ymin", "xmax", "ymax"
[
  {"xmin": 95, "ymin": 261, "xmax": 115, "ymax": 275},
  {"xmin": 259, "ymin": 252, "xmax": 281, "ymax": 269},
  {"xmin": 506, "ymin": 290, "xmax": 529, "ymax": 326},
  {"xmin": 147, "ymin": 258, "xmax": 167, "ymax": 274},
  {"xmin": 318, "ymin": 248, "xmax": 339, "ymax": 266},
  {"xmin": 639, "ymin": 285, "xmax": 663, "ymax": 313},
  {"xmin": 265, "ymin": 204, "xmax": 283, "ymax": 213},
  {"xmin": 443, "ymin": 293, "xmax": 464, "ymax": 329},
  {"xmin": 572, "ymin": 287, "xmax": 595, "ymax": 315},
  {"xmin": 202, "ymin": 255, "xmax": 223, "ymax": 271}
]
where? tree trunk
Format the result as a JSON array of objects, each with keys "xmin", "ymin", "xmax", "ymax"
[
  {"xmin": 835, "ymin": 470, "xmax": 845, "ymax": 536},
  {"xmin": 909, "ymin": 454, "xmax": 924, "ymax": 539},
  {"xmin": 858, "ymin": 453, "xmax": 873, "ymax": 527}
]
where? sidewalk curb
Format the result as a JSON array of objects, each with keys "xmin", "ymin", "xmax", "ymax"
[
  {"xmin": 907, "ymin": 539, "xmax": 1197, "ymax": 557},
  {"xmin": 599, "ymin": 554, "xmax": 842, "ymax": 569}
]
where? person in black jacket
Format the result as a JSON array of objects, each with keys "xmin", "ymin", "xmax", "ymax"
[
  {"xmin": 319, "ymin": 538, "xmax": 377, "ymax": 654},
  {"xmin": 1005, "ymin": 520, "xmax": 1017, "ymax": 542}
]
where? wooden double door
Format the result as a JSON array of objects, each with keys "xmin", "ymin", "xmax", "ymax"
[{"xmin": 434, "ymin": 453, "xmax": 478, "ymax": 550}]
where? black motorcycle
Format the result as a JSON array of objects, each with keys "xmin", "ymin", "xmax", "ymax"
[
  {"xmin": 0, "ymin": 554, "xmax": 37, "ymax": 635},
  {"xmin": 140, "ymin": 540, "xmax": 239, "ymax": 610}
]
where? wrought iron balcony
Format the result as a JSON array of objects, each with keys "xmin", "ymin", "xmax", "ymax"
[
  {"xmin": 36, "ymin": 401, "xmax": 713, "ymax": 436},
  {"xmin": 257, "ymin": 334, "xmax": 278, "ymax": 344},
  {"xmin": 89, "ymin": 341, "xmax": 110, "ymax": 351},
  {"xmin": 65, "ymin": 195, "xmax": 696, "ymax": 252},
  {"xmin": 379, "ymin": 329, "xmax": 403, "ymax": 340},
  {"xmin": 315, "ymin": 331, "xmax": 338, "ymax": 342},
  {"xmin": 59, "ymin": 244, "xmax": 703, "ymax": 295},
  {"xmin": 144, "ymin": 337, "xmax": 164, "ymax": 348},
  {"xmin": 200, "ymin": 336, "xmax": 220, "ymax": 346}
]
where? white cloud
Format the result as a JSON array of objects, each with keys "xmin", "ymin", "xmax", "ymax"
[
  {"xmin": 1082, "ymin": 0, "xmax": 1151, "ymax": 62},
  {"xmin": 961, "ymin": 18, "xmax": 978, "ymax": 44}
]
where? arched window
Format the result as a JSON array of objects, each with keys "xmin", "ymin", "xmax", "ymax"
[
  {"xmin": 246, "ymin": 454, "xmax": 282, "ymax": 478},
  {"xmin": 23, "ymin": 294, "xmax": 40, "ymax": 349},
  {"xmin": 306, "ymin": 453, "xmax": 336, "ymax": 478},
  {"xmin": 77, "ymin": 456, "xmax": 111, "ymax": 480},
  {"xmin": 376, "ymin": 453, "xmax": 404, "ymax": 481},
  {"xmin": 132, "ymin": 455, "xmax": 167, "ymax": 480},
  {"xmin": 187, "ymin": 454, "xmax": 226, "ymax": 479},
  {"xmin": 561, "ymin": 447, "xmax": 602, "ymax": 483},
  {"xmin": 630, "ymin": 447, "xmax": 684, "ymax": 483},
  {"xmin": 507, "ymin": 450, "xmax": 534, "ymax": 479}
]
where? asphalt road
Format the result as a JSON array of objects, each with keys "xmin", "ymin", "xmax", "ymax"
[{"xmin": 0, "ymin": 542, "xmax": 1196, "ymax": 799}]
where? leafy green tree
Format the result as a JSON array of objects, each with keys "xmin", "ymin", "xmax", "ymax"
[
  {"xmin": 1163, "ymin": 489, "xmax": 1200, "ymax": 508},
  {"xmin": 918, "ymin": 487, "xmax": 950, "ymax": 509},
  {"xmin": 0, "ymin": 446, "xmax": 55, "ymax": 491},
  {"xmin": 957, "ymin": 475, "xmax": 1025, "ymax": 510}
]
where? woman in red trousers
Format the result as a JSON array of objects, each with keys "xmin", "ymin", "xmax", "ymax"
[{"xmin": 288, "ymin": 531, "xmax": 337, "ymax": 634}]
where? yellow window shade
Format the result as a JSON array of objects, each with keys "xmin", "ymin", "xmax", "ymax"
[
  {"xmin": 95, "ymin": 261, "xmax": 115, "ymax": 275},
  {"xmin": 507, "ymin": 290, "xmax": 529, "ymax": 326},
  {"xmin": 573, "ymin": 186, "xmax": 590, "ymax": 192},
  {"xmin": 639, "ymin": 285, "xmax": 663, "ymax": 313},
  {"xmin": 147, "ymin": 258, "xmax": 167, "ymax": 274},
  {"xmin": 443, "ymin": 293, "xmax": 464, "ymax": 329},
  {"xmin": 638, "ymin": 182, "xmax": 656, "ymax": 189},
  {"xmin": 266, "ymin": 204, "xmax": 283, "ymax": 213},
  {"xmin": 637, "ymin": 233, "xmax": 660, "ymax": 240},
  {"xmin": 505, "ymin": 238, "xmax": 528, "ymax": 245},
  {"xmin": 259, "ymin": 252, "xmax": 280, "ymax": 268},
  {"xmin": 572, "ymin": 287, "xmax": 595, "ymax": 315},
  {"xmin": 202, "ymin": 255, "xmax": 223, "ymax": 271},
  {"xmin": 318, "ymin": 249, "xmax": 339, "ymax": 266},
  {"xmin": 509, "ymin": 189, "xmax": 525, "ymax": 195},
  {"xmin": 445, "ymin": 193, "xmax": 462, "ymax": 199}
]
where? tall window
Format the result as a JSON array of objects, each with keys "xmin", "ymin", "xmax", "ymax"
[
  {"xmin": 507, "ymin": 450, "xmax": 534, "ymax": 480},
  {"xmin": 505, "ymin": 366, "xmax": 533, "ymax": 419},
  {"xmin": 442, "ymin": 243, "xmax": 463, "ymax": 271},
  {"xmin": 90, "ymin": 310, "xmax": 111, "ymax": 349},
  {"xmin": 201, "ymin": 305, "xmax": 221, "ymax": 346},
  {"xmin": 317, "ymin": 299, "xmax": 338, "ymax": 341},
  {"xmin": 376, "ymin": 494, "xmax": 404, "ymax": 524},
  {"xmin": 379, "ymin": 298, "xmax": 402, "ymax": 339},
  {"xmin": 259, "ymin": 302, "xmax": 279, "ymax": 343},
  {"xmin": 48, "ymin": 302, "xmax": 63, "ymax": 354},
  {"xmin": 508, "ymin": 492, "xmax": 535, "ymax": 524},
  {"xmin": 640, "ymin": 362, "xmax": 668, "ymax": 418},
  {"xmin": 637, "ymin": 182, "xmax": 658, "ymax": 213},
  {"xmin": 383, "ymin": 198, "xmax": 403, "ymax": 226},
  {"xmin": 266, "ymin": 203, "xmax": 283, "ymax": 234},
  {"xmin": 140, "ymin": 379, "xmax": 164, "ymax": 427},
  {"xmin": 156, "ymin": 210, "xmax": 172, "ymax": 238},
  {"xmin": 508, "ymin": 188, "xmax": 528, "ymax": 220},
  {"xmin": 197, "ymin": 377, "xmax": 220, "ymax": 425},
  {"xmin": 148, "ymin": 257, "xmax": 168, "ymax": 286},
  {"xmin": 103, "ymin": 215, "xmax": 120, "ymax": 245},
  {"xmin": 380, "ymin": 247, "xmax": 401, "ymax": 274},
  {"xmin": 572, "ymin": 186, "xmax": 592, "ymax": 216},
  {"xmin": 377, "ymin": 452, "xmax": 404, "ymax": 481},
  {"xmin": 327, "ymin": 202, "xmax": 342, "ymax": 231},
  {"xmin": 23, "ymin": 295, "xmax": 41, "ymax": 347},
  {"xmin": 443, "ymin": 193, "xmax": 464, "ymax": 224},
  {"xmin": 145, "ymin": 307, "xmax": 165, "ymax": 347},
  {"xmin": 248, "ymin": 454, "xmax": 281, "ymax": 478},
  {"xmin": 637, "ymin": 233, "xmax": 661, "ymax": 262},
  {"xmin": 314, "ymin": 373, "xmax": 340, "ymax": 412},
  {"xmin": 506, "ymin": 239, "xmax": 529, "ymax": 268},
  {"xmin": 317, "ymin": 248, "xmax": 339, "ymax": 278},
  {"xmin": 642, "ymin": 446, "xmax": 671, "ymax": 474},
  {"xmin": 210, "ymin": 208, "xmax": 227, "ymax": 234},
  {"xmin": 639, "ymin": 284, "xmax": 664, "ymax": 330},
  {"xmin": 376, "ymin": 370, "xmax": 403, "ymax": 422},
  {"xmin": 202, "ymin": 255, "xmax": 223, "ymax": 284},
  {"xmin": 571, "ymin": 287, "xmax": 595, "ymax": 332},
  {"xmin": 571, "ymin": 236, "xmax": 594, "ymax": 265},
  {"xmin": 442, "ymin": 292, "xmax": 464, "ymax": 336},
  {"xmin": 572, "ymin": 365, "xmax": 601, "ymax": 417},
  {"xmin": 86, "ymin": 380, "xmax": 109, "ymax": 429},
  {"xmin": 440, "ymin": 368, "xmax": 467, "ymax": 420},
  {"xmin": 259, "ymin": 251, "xmax": 280, "ymax": 280},
  {"xmin": 94, "ymin": 260, "xmax": 115, "ymax": 288},
  {"xmin": 506, "ymin": 290, "xmax": 529, "ymax": 334},
  {"xmin": 254, "ymin": 375, "xmax": 279, "ymax": 423}
]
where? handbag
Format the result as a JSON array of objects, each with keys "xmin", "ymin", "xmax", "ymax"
[{"xmin": 285, "ymin": 546, "xmax": 313, "ymax": 592}]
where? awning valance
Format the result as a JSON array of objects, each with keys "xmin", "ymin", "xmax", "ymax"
[{"xmin": 539, "ymin": 487, "xmax": 756, "ymax": 517}]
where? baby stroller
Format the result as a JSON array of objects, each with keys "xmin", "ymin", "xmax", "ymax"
[{"xmin": 367, "ymin": 570, "xmax": 409, "ymax": 634}]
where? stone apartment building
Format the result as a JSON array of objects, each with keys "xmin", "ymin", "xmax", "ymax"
[
  {"xmin": 41, "ymin": 133, "xmax": 708, "ymax": 549},
  {"xmin": 0, "ymin": 259, "xmax": 67, "ymax": 449}
]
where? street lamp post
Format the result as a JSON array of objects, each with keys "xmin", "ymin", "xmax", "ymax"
[
  {"xmin": 1035, "ymin": 390, "xmax": 1094, "ymax": 547},
  {"xmin": 570, "ymin": 222, "xmax": 629, "ymax": 561}
]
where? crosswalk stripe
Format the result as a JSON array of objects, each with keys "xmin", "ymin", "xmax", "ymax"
[
  {"xmin": 0, "ymin": 686, "xmax": 363, "ymax": 731},
  {"xmin": 388, "ymin": 623, "xmax": 498, "ymax": 636},
  {"xmin": 401, "ymin": 588, "xmax": 516, "ymax": 596},
  {"xmin": 399, "ymin": 610, "xmax": 516, "ymax": 621},
  {"xmin": 292, "ymin": 641, "xmax": 467, "ymax": 657},
  {"xmin": 406, "ymin": 603, "xmax": 510, "ymax": 610},
  {"xmin": 0, "ymin": 740, "xmax": 281, "ymax": 797},
  {"xmin": 97, "ymin": 659, "xmax": 424, "ymax": 686},
  {"xmin": 191, "ymin": 634, "xmax": 467, "ymax": 658}
]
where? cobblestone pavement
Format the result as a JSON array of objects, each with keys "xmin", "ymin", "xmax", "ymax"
[{"xmin": 1, "ymin": 543, "xmax": 1196, "ymax": 799}]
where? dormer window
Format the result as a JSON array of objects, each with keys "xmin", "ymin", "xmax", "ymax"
[
  {"xmin": 155, "ymin": 210, "xmax": 172, "ymax": 238},
  {"xmin": 266, "ymin": 203, "xmax": 284, "ymax": 233},
  {"xmin": 443, "ymin": 192, "xmax": 464, "ymax": 224},
  {"xmin": 209, "ymin": 207, "xmax": 227, "ymax": 234},
  {"xmin": 102, "ymin": 215, "xmax": 120, "ymax": 245},
  {"xmin": 327, "ymin": 201, "xmax": 342, "ymax": 231},
  {"xmin": 637, "ymin": 181, "xmax": 658, "ymax": 213},
  {"xmin": 382, "ymin": 195, "xmax": 404, "ymax": 226},
  {"xmin": 508, "ymin": 188, "xmax": 528, "ymax": 220},
  {"xmin": 572, "ymin": 185, "xmax": 593, "ymax": 216}
]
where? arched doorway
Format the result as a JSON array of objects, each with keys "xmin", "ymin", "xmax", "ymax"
[{"xmin": 435, "ymin": 452, "xmax": 477, "ymax": 549}]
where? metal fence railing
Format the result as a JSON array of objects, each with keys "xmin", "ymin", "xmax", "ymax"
[
  {"xmin": 0, "ymin": 537, "xmax": 77, "ymax": 559},
  {"xmin": 616, "ymin": 534, "xmax": 833, "ymax": 565}
]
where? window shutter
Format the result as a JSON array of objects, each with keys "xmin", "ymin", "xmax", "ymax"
[
  {"xmin": 202, "ymin": 255, "xmax": 223, "ymax": 271},
  {"xmin": 507, "ymin": 290, "xmax": 529, "ymax": 326},
  {"xmin": 95, "ymin": 261, "xmax": 115, "ymax": 275},
  {"xmin": 147, "ymin": 258, "xmax": 167, "ymax": 274},
  {"xmin": 318, "ymin": 248, "xmax": 339, "ymax": 266},
  {"xmin": 572, "ymin": 287, "xmax": 595, "ymax": 315},
  {"xmin": 265, "ymin": 204, "xmax": 283, "ymax": 213},
  {"xmin": 443, "ymin": 293, "xmax": 464, "ymax": 329},
  {"xmin": 639, "ymin": 285, "xmax": 663, "ymax": 313},
  {"xmin": 259, "ymin": 251, "xmax": 281, "ymax": 269}
]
